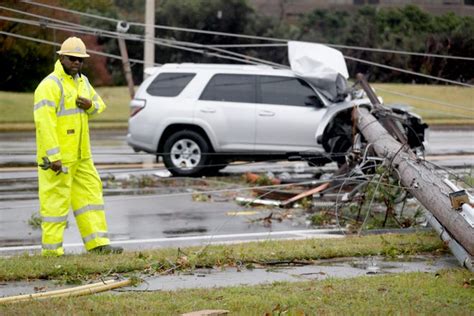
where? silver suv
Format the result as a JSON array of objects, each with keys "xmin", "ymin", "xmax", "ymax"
[{"xmin": 127, "ymin": 63, "xmax": 426, "ymax": 176}]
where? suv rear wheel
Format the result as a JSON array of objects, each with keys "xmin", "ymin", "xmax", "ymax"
[{"xmin": 163, "ymin": 130, "xmax": 210, "ymax": 176}]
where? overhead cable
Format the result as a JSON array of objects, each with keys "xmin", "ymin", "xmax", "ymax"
[
  {"xmin": 209, "ymin": 43, "xmax": 288, "ymax": 48},
  {"xmin": 0, "ymin": 30, "xmax": 149, "ymax": 64},
  {"xmin": 20, "ymin": 0, "xmax": 119, "ymax": 23},
  {"xmin": 3, "ymin": 5, "xmax": 473, "ymax": 87},
  {"xmin": 411, "ymin": 107, "xmax": 474, "ymax": 120},
  {"xmin": 0, "ymin": 15, "xmax": 263, "ymax": 66},
  {"xmin": 20, "ymin": 0, "xmax": 474, "ymax": 62},
  {"xmin": 0, "ymin": 5, "xmax": 108, "ymax": 35},
  {"xmin": 158, "ymin": 38, "xmax": 288, "ymax": 68},
  {"xmin": 345, "ymin": 56, "xmax": 473, "ymax": 88},
  {"xmin": 376, "ymin": 86, "xmax": 474, "ymax": 113},
  {"xmin": 3, "ymin": 12, "xmax": 470, "ymax": 88}
]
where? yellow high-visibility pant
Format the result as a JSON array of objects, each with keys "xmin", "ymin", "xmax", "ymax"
[{"xmin": 38, "ymin": 158, "xmax": 110, "ymax": 256}]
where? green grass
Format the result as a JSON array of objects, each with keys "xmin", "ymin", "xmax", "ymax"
[
  {"xmin": 0, "ymin": 84, "xmax": 472, "ymax": 130},
  {"xmin": 0, "ymin": 232, "xmax": 446, "ymax": 282},
  {"xmin": 373, "ymin": 83, "xmax": 474, "ymax": 125},
  {"xmin": 1, "ymin": 269, "xmax": 472, "ymax": 315},
  {"xmin": 0, "ymin": 87, "xmax": 130, "ymax": 129}
]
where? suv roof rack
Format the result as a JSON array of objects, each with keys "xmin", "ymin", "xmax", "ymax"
[{"xmin": 161, "ymin": 63, "xmax": 275, "ymax": 70}]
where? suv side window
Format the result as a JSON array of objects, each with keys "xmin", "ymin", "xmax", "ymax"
[
  {"xmin": 147, "ymin": 73, "xmax": 196, "ymax": 97},
  {"xmin": 199, "ymin": 74, "xmax": 256, "ymax": 103},
  {"xmin": 259, "ymin": 76, "xmax": 321, "ymax": 107}
]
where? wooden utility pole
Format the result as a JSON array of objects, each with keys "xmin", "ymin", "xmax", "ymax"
[
  {"xmin": 353, "ymin": 74, "xmax": 473, "ymax": 270},
  {"xmin": 116, "ymin": 21, "xmax": 135, "ymax": 99},
  {"xmin": 144, "ymin": 0, "xmax": 155, "ymax": 78}
]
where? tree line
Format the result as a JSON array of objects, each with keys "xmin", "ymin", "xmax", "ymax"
[{"xmin": 0, "ymin": 0, "xmax": 472, "ymax": 92}]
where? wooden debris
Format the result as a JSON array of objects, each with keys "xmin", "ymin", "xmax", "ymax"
[
  {"xmin": 235, "ymin": 197, "xmax": 281, "ymax": 207},
  {"xmin": 244, "ymin": 172, "xmax": 280, "ymax": 185},
  {"xmin": 280, "ymin": 183, "xmax": 330, "ymax": 207},
  {"xmin": 0, "ymin": 279, "xmax": 132, "ymax": 304},
  {"xmin": 252, "ymin": 187, "xmax": 303, "ymax": 201}
]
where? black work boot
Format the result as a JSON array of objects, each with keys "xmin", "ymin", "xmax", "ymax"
[{"xmin": 89, "ymin": 245, "xmax": 123, "ymax": 254}]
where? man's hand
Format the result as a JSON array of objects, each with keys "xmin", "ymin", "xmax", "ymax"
[
  {"xmin": 76, "ymin": 96, "xmax": 92, "ymax": 110},
  {"xmin": 51, "ymin": 160, "xmax": 63, "ymax": 173}
]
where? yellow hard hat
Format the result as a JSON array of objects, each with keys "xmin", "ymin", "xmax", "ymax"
[{"xmin": 57, "ymin": 37, "xmax": 90, "ymax": 58}]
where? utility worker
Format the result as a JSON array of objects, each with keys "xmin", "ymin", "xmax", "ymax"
[{"xmin": 34, "ymin": 37, "xmax": 123, "ymax": 256}]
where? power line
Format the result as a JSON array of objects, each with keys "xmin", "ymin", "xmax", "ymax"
[
  {"xmin": 375, "ymin": 86, "xmax": 474, "ymax": 113},
  {"xmin": 3, "ymin": 11, "xmax": 471, "ymax": 88},
  {"xmin": 0, "ymin": 5, "xmax": 108, "ymax": 35},
  {"xmin": 328, "ymin": 43, "xmax": 474, "ymax": 62},
  {"xmin": 3, "ymin": 17, "xmax": 474, "ymax": 105},
  {"xmin": 0, "ymin": 13, "xmax": 279, "ymax": 67},
  {"xmin": 159, "ymin": 38, "xmax": 288, "ymax": 68},
  {"xmin": 0, "ymin": 30, "xmax": 148, "ymax": 64},
  {"xmin": 20, "ymin": 0, "xmax": 119, "ymax": 23},
  {"xmin": 5, "ymin": 36, "xmax": 472, "ymax": 116},
  {"xmin": 344, "ymin": 56, "xmax": 473, "ymax": 88},
  {"xmin": 0, "ymin": 8, "xmax": 272, "ymax": 66},
  {"xmin": 0, "ymin": 14, "xmax": 264, "ymax": 66},
  {"xmin": 409, "ymin": 107, "xmax": 474, "ymax": 120},
  {"xmin": 152, "ymin": 38, "xmax": 264, "ymax": 65},
  {"xmin": 3, "ymin": 5, "xmax": 474, "ymax": 88},
  {"xmin": 20, "ymin": 0, "xmax": 474, "ymax": 62},
  {"xmin": 209, "ymin": 43, "xmax": 288, "ymax": 48}
]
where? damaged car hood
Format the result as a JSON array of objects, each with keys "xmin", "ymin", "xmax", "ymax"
[{"xmin": 288, "ymin": 41, "xmax": 349, "ymax": 102}]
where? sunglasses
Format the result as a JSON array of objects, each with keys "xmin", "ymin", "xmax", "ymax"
[{"xmin": 67, "ymin": 56, "xmax": 84, "ymax": 63}]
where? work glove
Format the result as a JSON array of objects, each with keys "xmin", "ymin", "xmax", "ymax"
[{"xmin": 51, "ymin": 160, "xmax": 63, "ymax": 173}]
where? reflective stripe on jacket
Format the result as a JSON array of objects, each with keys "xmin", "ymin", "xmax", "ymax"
[{"xmin": 34, "ymin": 60, "xmax": 106, "ymax": 164}]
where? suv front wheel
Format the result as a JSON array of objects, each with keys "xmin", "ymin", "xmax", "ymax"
[{"xmin": 162, "ymin": 130, "xmax": 210, "ymax": 176}]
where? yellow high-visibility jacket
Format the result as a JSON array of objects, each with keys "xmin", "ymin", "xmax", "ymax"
[{"xmin": 34, "ymin": 60, "xmax": 106, "ymax": 164}]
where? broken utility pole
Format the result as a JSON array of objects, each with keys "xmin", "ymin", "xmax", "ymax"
[
  {"xmin": 354, "ymin": 74, "xmax": 473, "ymax": 271},
  {"xmin": 116, "ymin": 21, "xmax": 135, "ymax": 99}
]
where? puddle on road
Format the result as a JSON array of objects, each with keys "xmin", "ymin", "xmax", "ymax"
[
  {"xmin": 0, "ymin": 238, "xmax": 41, "ymax": 247},
  {"xmin": 136, "ymin": 212, "xmax": 207, "ymax": 221},
  {"xmin": 123, "ymin": 255, "xmax": 459, "ymax": 292},
  {"xmin": 0, "ymin": 255, "xmax": 461, "ymax": 298},
  {"xmin": 163, "ymin": 227, "xmax": 208, "ymax": 236}
]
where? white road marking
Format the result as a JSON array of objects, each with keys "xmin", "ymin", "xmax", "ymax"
[{"xmin": 0, "ymin": 229, "xmax": 344, "ymax": 252}]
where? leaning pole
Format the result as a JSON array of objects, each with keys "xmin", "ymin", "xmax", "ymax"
[{"xmin": 354, "ymin": 74, "xmax": 473, "ymax": 270}]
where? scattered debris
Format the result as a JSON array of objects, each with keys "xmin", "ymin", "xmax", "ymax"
[
  {"xmin": 154, "ymin": 170, "xmax": 172, "ymax": 178},
  {"xmin": 226, "ymin": 211, "xmax": 259, "ymax": 216},
  {"xmin": 280, "ymin": 182, "xmax": 330, "ymax": 207},
  {"xmin": 0, "ymin": 279, "xmax": 132, "ymax": 304},
  {"xmin": 181, "ymin": 310, "xmax": 229, "ymax": 316},
  {"xmin": 192, "ymin": 193, "xmax": 211, "ymax": 202},
  {"xmin": 244, "ymin": 172, "xmax": 280, "ymax": 185},
  {"xmin": 235, "ymin": 197, "xmax": 281, "ymax": 207},
  {"xmin": 27, "ymin": 212, "xmax": 42, "ymax": 230},
  {"xmin": 252, "ymin": 187, "xmax": 303, "ymax": 201}
]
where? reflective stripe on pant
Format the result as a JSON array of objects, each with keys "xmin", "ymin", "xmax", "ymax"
[{"xmin": 39, "ymin": 158, "xmax": 110, "ymax": 256}]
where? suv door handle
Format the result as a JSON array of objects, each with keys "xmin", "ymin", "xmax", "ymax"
[
  {"xmin": 200, "ymin": 108, "xmax": 216, "ymax": 113},
  {"xmin": 258, "ymin": 110, "xmax": 275, "ymax": 117}
]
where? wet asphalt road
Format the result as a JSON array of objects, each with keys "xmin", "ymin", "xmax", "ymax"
[
  {"xmin": 0, "ymin": 128, "xmax": 472, "ymax": 255},
  {"xmin": 0, "ymin": 128, "xmax": 473, "ymax": 167}
]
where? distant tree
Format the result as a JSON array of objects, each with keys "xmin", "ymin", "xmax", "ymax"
[
  {"xmin": 0, "ymin": 0, "xmax": 61, "ymax": 91},
  {"xmin": 152, "ymin": 0, "xmax": 257, "ymax": 64},
  {"xmin": 0, "ymin": 0, "xmax": 120, "ymax": 91},
  {"xmin": 2, "ymin": 1, "xmax": 472, "ymax": 90},
  {"xmin": 298, "ymin": 5, "xmax": 474, "ymax": 83}
]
